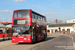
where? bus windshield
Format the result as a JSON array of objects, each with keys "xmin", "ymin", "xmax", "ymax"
[
  {"xmin": 12, "ymin": 26, "xmax": 32, "ymax": 36},
  {"xmin": 14, "ymin": 10, "xmax": 30, "ymax": 18}
]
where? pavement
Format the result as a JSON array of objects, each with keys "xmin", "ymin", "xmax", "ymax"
[{"xmin": 0, "ymin": 33, "xmax": 75, "ymax": 50}]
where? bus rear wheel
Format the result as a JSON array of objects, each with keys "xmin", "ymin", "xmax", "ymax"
[
  {"xmin": 43, "ymin": 35, "xmax": 45, "ymax": 41},
  {"xmin": 3, "ymin": 35, "xmax": 5, "ymax": 40}
]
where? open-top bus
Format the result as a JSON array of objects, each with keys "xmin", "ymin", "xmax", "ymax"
[{"xmin": 12, "ymin": 9, "xmax": 47, "ymax": 43}]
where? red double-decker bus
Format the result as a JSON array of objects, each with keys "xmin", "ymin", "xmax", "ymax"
[{"xmin": 12, "ymin": 9, "xmax": 47, "ymax": 43}]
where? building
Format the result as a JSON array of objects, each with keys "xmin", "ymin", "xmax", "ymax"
[
  {"xmin": 47, "ymin": 19, "xmax": 63, "ymax": 24},
  {"xmin": 47, "ymin": 23, "xmax": 75, "ymax": 34},
  {"xmin": 67, "ymin": 19, "xmax": 75, "ymax": 23}
]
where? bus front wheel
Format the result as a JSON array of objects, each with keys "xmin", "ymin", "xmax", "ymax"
[
  {"xmin": 43, "ymin": 35, "xmax": 45, "ymax": 41},
  {"xmin": 3, "ymin": 35, "xmax": 5, "ymax": 40},
  {"xmin": 36, "ymin": 36, "xmax": 38, "ymax": 42}
]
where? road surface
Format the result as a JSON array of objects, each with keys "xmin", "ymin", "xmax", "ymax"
[
  {"xmin": 32, "ymin": 35, "xmax": 74, "ymax": 50},
  {"xmin": 0, "ymin": 33, "xmax": 74, "ymax": 50}
]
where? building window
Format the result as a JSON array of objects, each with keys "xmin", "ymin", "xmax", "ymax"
[
  {"xmin": 55, "ymin": 30, "xmax": 57, "ymax": 32},
  {"xmin": 51, "ymin": 29, "xmax": 53, "ymax": 33},
  {"xmin": 62, "ymin": 29, "xmax": 65, "ymax": 31},
  {"xmin": 67, "ymin": 29, "xmax": 70, "ymax": 33}
]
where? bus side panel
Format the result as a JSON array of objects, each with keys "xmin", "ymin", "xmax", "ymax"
[
  {"xmin": 0, "ymin": 34, "xmax": 3, "ymax": 37},
  {"xmin": 35, "ymin": 33, "xmax": 42, "ymax": 41}
]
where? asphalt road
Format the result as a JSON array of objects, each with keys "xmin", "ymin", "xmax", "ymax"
[
  {"xmin": 32, "ymin": 35, "xmax": 74, "ymax": 50},
  {"xmin": 0, "ymin": 34, "xmax": 74, "ymax": 50}
]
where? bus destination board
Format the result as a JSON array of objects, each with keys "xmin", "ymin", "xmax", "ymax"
[{"xmin": 17, "ymin": 20, "xmax": 25, "ymax": 24}]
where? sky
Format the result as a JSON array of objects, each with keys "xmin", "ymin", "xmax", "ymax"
[{"xmin": 0, "ymin": 0, "xmax": 75, "ymax": 22}]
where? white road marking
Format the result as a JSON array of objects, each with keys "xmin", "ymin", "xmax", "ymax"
[{"xmin": 70, "ymin": 35, "xmax": 75, "ymax": 48}]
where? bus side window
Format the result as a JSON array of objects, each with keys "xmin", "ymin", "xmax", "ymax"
[
  {"xmin": 42, "ymin": 17, "xmax": 44, "ymax": 21},
  {"xmin": 38, "ymin": 27, "xmax": 41, "ymax": 34},
  {"xmin": 45, "ymin": 28, "xmax": 47, "ymax": 32},
  {"xmin": 32, "ymin": 13, "xmax": 35, "ymax": 18},
  {"xmin": 37, "ymin": 15, "xmax": 38, "ymax": 19},
  {"xmin": 35, "ymin": 27, "xmax": 38, "ymax": 33},
  {"xmin": 44, "ymin": 17, "xmax": 46, "ymax": 21},
  {"xmin": 38, "ymin": 15, "xmax": 40, "ymax": 20},
  {"xmin": 35, "ymin": 14, "xmax": 38, "ymax": 19},
  {"xmin": 40, "ymin": 16, "xmax": 42, "ymax": 20},
  {"xmin": 42, "ymin": 17, "xmax": 43, "ymax": 21},
  {"xmin": 43, "ymin": 17, "xmax": 46, "ymax": 21}
]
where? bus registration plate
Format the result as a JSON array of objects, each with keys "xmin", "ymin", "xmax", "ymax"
[{"xmin": 19, "ymin": 41, "xmax": 23, "ymax": 42}]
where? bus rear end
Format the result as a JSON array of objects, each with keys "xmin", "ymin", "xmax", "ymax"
[{"xmin": 12, "ymin": 9, "xmax": 32, "ymax": 43}]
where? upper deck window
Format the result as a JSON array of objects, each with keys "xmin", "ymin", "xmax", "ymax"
[
  {"xmin": 44, "ymin": 17, "xmax": 46, "ymax": 21},
  {"xmin": 14, "ymin": 10, "xmax": 30, "ymax": 18},
  {"xmin": 38, "ymin": 15, "xmax": 41, "ymax": 20},
  {"xmin": 35, "ymin": 14, "xmax": 38, "ymax": 19},
  {"xmin": 32, "ymin": 13, "xmax": 35, "ymax": 18},
  {"xmin": 42, "ymin": 17, "xmax": 44, "ymax": 21},
  {"xmin": 40, "ymin": 16, "xmax": 42, "ymax": 20},
  {"xmin": 32, "ymin": 12, "xmax": 46, "ymax": 21}
]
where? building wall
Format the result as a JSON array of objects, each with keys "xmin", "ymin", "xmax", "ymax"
[
  {"xmin": 67, "ymin": 19, "xmax": 75, "ymax": 23},
  {"xmin": 47, "ymin": 25, "xmax": 74, "ymax": 34}
]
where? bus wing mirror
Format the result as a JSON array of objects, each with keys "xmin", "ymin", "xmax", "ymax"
[{"xmin": 32, "ymin": 27, "xmax": 34, "ymax": 29}]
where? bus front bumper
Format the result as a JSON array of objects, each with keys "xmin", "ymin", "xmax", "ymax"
[{"xmin": 12, "ymin": 36, "xmax": 32, "ymax": 43}]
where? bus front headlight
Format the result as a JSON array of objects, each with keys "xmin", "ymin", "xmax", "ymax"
[
  {"xmin": 24, "ymin": 38, "xmax": 27, "ymax": 40},
  {"xmin": 13, "ymin": 39, "xmax": 15, "ymax": 40},
  {"xmin": 28, "ymin": 39, "xmax": 30, "ymax": 40}
]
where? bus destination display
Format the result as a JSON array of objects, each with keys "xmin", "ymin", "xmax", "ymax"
[{"xmin": 17, "ymin": 20, "xmax": 25, "ymax": 24}]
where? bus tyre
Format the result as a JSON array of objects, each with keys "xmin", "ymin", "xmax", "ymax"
[
  {"xmin": 43, "ymin": 35, "xmax": 45, "ymax": 41},
  {"xmin": 3, "ymin": 35, "xmax": 5, "ymax": 41},
  {"xmin": 32, "ymin": 40, "xmax": 35, "ymax": 44},
  {"xmin": 8, "ymin": 34, "xmax": 10, "ymax": 40},
  {"xmin": 36, "ymin": 36, "xmax": 38, "ymax": 43},
  {"xmin": 46, "ymin": 33, "xmax": 47, "ymax": 37}
]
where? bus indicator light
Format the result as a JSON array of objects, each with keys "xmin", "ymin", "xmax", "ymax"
[{"xmin": 32, "ymin": 27, "xmax": 34, "ymax": 29}]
